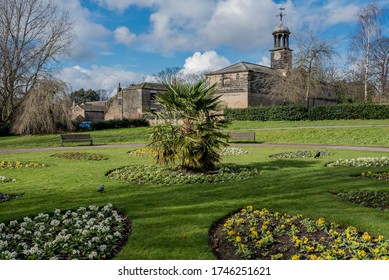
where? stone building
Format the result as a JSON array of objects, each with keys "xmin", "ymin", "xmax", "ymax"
[
  {"xmin": 206, "ymin": 10, "xmax": 293, "ymax": 108},
  {"xmin": 104, "ymin": 82, "xmax": 166, "ymax": 120},
  {"xmin": 71, "ymin": 101, "xmax": 106, "ymax": 122}
]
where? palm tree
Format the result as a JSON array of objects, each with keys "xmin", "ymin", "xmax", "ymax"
[{"xmin": 149, "ymin": 80, "xmax": 229, "ymax": 171}]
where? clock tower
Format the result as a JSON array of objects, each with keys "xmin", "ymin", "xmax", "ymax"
[{"xmin": 270, "ymin": 7, "xmax": 292, "ymax": 71}]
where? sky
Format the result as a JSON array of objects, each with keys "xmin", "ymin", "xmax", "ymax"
[{"xmin": 55, "ymin": 0, "xmax": 389, "ymax": 95}]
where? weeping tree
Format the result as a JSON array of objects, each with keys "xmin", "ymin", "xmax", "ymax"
[
  {"xmin": 148, "ymin": 80, "xmax": 229, "ymax": 172},
  {"xmin": 11, "ymin": 78, "xmax": 74, "ymax": 135}
]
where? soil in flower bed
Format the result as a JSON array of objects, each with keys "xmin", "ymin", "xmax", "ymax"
[
  {"xmin": 209, "ymin": 206, "xmax": 389, "ymax": 260},
  {"xmin": 0, "ymin": 192, "xmax": 24, "ymax": 204},
  {"xmin": 51, "ymin": 152, "xmax": 109, "ymax": 161},
  {"xmin": 269, "ymin": 150, "xmax": 330, "ymax": 159},
  {"xmin": 333, "ymin": 191, "xmax": 389, "ymax": 210}
]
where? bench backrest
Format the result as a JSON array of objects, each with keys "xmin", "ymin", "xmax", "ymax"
[
  {"xmin": 227, "ymin": 132, "xmax": 255, "ymax": 138},
  {"xmin": 60, "ymin": 134, "xmax": 92, "ymax": 140}
]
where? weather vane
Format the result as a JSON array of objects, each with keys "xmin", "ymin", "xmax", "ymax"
[{"xmin": 277, "ymin": 6, "xmax": 286, "ymax": 23}]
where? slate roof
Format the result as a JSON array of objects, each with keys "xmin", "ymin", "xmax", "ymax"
[
  {"xmin": 79, "ymin": 101, "xmax": 106, "ymax": 112},
  {"xmin": 125, "ymin": 82, "xmax": 166, "ymax": 91},
  {"xmin": 207, "ymin": 62, "xmax": 275, "ymax": 75}
]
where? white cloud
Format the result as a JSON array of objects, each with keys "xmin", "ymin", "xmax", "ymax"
[
  {"xmin": 60, "ymin": 65, "xmax": 143, "ymax": 94},
  {"xmin": 257, "ymin": 56, "xmax": 271, "ymax": 67},
  {"xmin": 181, "ymin": 51, "xmax": 230, "ymax": 74},
  {"xmin": 55, "ymin": 0, "xmax": 113, "ymax": 61},
  {"xmin": 324, "ymin": 3, "xmax": 359, "ymax": 25},
  {"xmin": 114, "ymin": 26, "xmax": 137, "ymax": 46}
]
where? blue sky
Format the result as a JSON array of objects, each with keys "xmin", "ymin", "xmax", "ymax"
[{"xmin": 56, "ymin": 0, "xmax": 389, "ymax": 94}]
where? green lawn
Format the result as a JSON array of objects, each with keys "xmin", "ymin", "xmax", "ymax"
[
  {"xmin": 1, "ymin": 119, "xmax": 388, "ymax": 150},
  {"xmin": 1, "ymin": 143, "xmax": 389, "ymax": 259}
]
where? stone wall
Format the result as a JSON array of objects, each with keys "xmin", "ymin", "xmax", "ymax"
[{"xmin": 208, "ymin": 72, "xmax": 249, "ymax": 108}]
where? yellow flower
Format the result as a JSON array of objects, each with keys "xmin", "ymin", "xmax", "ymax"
[
  {"xmin": 246, "ymin": 205, "xmax": 253, "ymax": 212},
  {"xmin": 378, "ymin": 235, "xmax": 384, "ymax": 241},
  {"xmin": 362, "ymin": 232, "xmax": 371, "ymax": 242},
  {"xmin": 236, "ymin": 236, "xmax": 242, "ymax": 243},
  {"xmin": 357, "ymin": 250, "xmax": 367, "ymax": 259},
  {"xmin": 291, "ymin": 255, "xmax": 300, "ymax": 260},
  {"xmin": 228, "ymin": 230, "xmax": 235, "ymax": 236}
]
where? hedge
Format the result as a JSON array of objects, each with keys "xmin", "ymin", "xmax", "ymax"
[{"xmin": 224, "ymin": 104, "xmax": 389, "ymax": 121}]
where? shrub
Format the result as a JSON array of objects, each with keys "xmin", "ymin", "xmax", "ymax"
[
  {"xmin": 0, "ymin": 161, "xmax": 47, "ymax": 169},
  {"xmin": 224, "ymin": 104, "xmax": 389, "ymax": 121}
]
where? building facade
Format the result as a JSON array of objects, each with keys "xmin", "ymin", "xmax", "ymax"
[{"xmin": 206, "ymin": 10, "xmax": 293, "ymax": 108}]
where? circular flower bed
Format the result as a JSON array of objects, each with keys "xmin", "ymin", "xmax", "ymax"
[
  {"xmin": 128, "ymin": 147, "xmax": 248, "ymax": 157},
  {"xmin": 0, "ymin": 161, "xmax": 47, "ymax": 169},
  {"xmin": 0, "ymin": 204, "xmax": 130, "ymax": 260},
  {"xmin": 334, "ymin": 191, "xmax": 389, "ymax": 210},
  {"xmin": 269, "ymin": 150, "xmax": 330, "ymax": 159},
  {"xmin": 326, "ymin": 157, "xmax": 389, "ymax": 168},
  {"xmin": 360, "ymin": 171, "xmax": 389, "ymax": 181},
  {"xmin": 107, "ymin": 164, "xmax": 259, "ymax": 185},
  {"xmin": 0, "ymin": 175, "xmax": 15, "ymax": 183},
  {"xmin": 210, "ymin": 206, "xmax": 389, "ymax": 260},
  {"xmin": 0, "ymin": 193, "xmax": 23, "ymax": 204},
  {"xmin": 51, "ymin": 152, "xmax": 109, "ymax": 161},
  {"xmin": 220, "ymin": 147, "xmax": 249, "ymax": 156}
]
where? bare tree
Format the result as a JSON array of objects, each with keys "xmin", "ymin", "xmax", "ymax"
[
  {"xmin": 11, "ymin": 77, "xmax": 74, "ymax": 135},
  {"xmin": 263, "ymin": 31, "xmax": 337, "ymax": 106},
  {"xmin": 350, "ymin": 3, "xmax": 384, "ymax": 102},
  {"xmin": 153, "ymin": 67, "xmax": 182, "ymax": 85},
  {"xmin": 0, "ymin": 0, "xmax": 73, "ymax": 123},
  {"xmin": 294, "ymin": 32, "xmax": 337, "ymax": 106},
  {"xmin": 370, "ymin": 37, "xmax": 389, "ymax": 102}
]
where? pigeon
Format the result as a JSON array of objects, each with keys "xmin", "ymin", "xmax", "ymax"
[
  {"xmin": 314, "ymin": 152, "xmax": 321, "ymax": 158},
  {"xmin": 97, "ymin": 184, "xmax": 105, "ymax": 192}
]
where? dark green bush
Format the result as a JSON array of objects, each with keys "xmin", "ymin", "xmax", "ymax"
[
  {"xmin": 308, "ymin": 104, "xmax": 389, "ymax": 120},
  {"xmin": 224, "ymin": 104, "xmax": 389, "ymax": 121},
  {"xmin": 224, "ymin": 105, "xmax": 308, "ymax": 121}
]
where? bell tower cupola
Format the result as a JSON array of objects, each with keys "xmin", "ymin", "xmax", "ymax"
[{"xmin": 270, "ymin": 7, "xmax": 293, "ymax": 71}]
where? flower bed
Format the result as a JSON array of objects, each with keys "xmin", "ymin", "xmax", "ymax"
[
  {"xmin": 269, "ymin": 150, "xmax": 330, "ymax": 159},
  {"xmin": 360, "ymin": 171, "xmax": 389, "ymax": 181},
  {"xmin": 326, "ymin": 157, "xmax": 389, "ymax": 167},
  {"xmin": 0, "ymin": 204, "xmax": 130, "ymax": 260},
  {"xmin": 0, "ymin": 161, "xmax": 47, "ymax": 169},
  {"xmin": 0, "ymin": 175, "xmax": 16, "ymax": 183},
  {"xmin": 107, "ymin": 164, "xmax": 259, "ymax": 185},
  {"xmin": 334, "ymin": 191, "xmax": 389, "ymax": 210},
  {"xmin": 128, "ymin": 147, "xmax": 248, "ymax": 157},
  {"xmin": 51, "ymin": 152, "xmax": 109, "ymax": 161},
  {"xmin": 210, "ymin": 206, "xmax": 389, "ymax": 260},
  {"xmin": 0, "ymin": 193, "xmax": 23, "ymax": 204}
]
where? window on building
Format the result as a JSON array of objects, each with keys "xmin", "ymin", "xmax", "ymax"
[{"xmin": 150, "ymin": 90, "xmax": 157, "ymax": 111}]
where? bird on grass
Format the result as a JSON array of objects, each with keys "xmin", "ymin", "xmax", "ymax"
[
  {"xmin": 97, "ymin": 184, "xmax": 105, "ymax": 192},
  {"xmin": 314, "ymin": 152, "xmax": 321, "ymax": 158}
]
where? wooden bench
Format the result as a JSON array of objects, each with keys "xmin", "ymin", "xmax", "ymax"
[
  {"xmin": 227, "ymin": 131, "xmax": 256, "ymax": 143},
  {"xmin": 60, "ymin": 134, "xmax": 93, "ymax": 146}
]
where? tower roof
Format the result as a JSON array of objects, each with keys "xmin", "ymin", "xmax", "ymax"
[{"xmin": 274, "ymin": 23, "xmax": 290, "ymax": 33}]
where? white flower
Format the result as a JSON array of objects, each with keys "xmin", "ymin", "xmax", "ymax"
[
  {"xmin": 88, "ymin": 251, "xmax": 98, "ymax": 259},
  {"xmin": 50, "ymin": 219, "xmax": 60, "ymax": 227},
  {"xmin": 54, "ymin": 209, "xmax": 61, "ymax": 215},
  {"xmin": 99, "ymin": 245, "xmax": 107, "ymax": 251}
]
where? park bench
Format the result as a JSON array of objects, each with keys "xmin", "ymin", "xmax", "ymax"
[
  {"xmin": 227, "ymin": 131, "xmax": 256, "ymax": 143},
  {"xmin": 60, "ymin": 134, "xmax": 93, "ymax": 146}
]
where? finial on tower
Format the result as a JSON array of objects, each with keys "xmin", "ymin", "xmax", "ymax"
[{"xmin": 277, "ymin": 7, "xmax": 286, "ymax": 23}]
